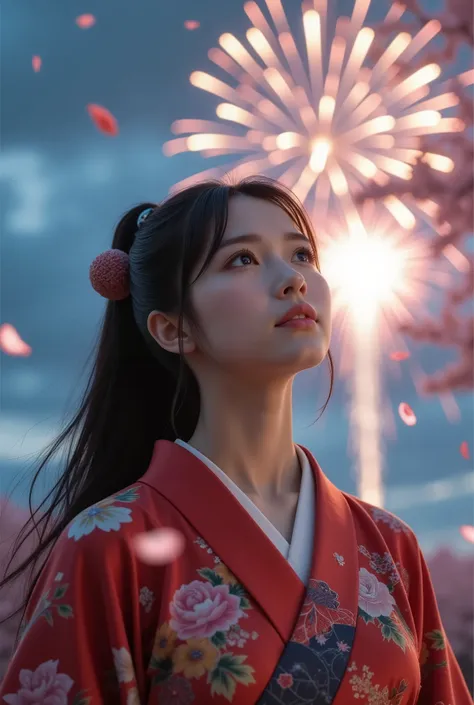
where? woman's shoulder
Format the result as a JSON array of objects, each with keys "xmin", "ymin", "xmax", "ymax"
[
  {"xmin": 344, "ymin": 492, "xmax": 420, "ymax": 554},
  {"xmin": 18, "ymin": 483, "xmax": 172, "ymax": 649},
  {"xmin": 65, "ymin": 483, "xmax": 154, "ymax": 543},
  {"xmin": 355, "ymin": 496, "xmax": 414, "ymax": 535},
  {"xmin": 48, "ymin": 480, "xmax": 174, "ymax": 569},
  {"xmin": 26, "ymin": 482, "xmax": 174, "ymax": 616}
]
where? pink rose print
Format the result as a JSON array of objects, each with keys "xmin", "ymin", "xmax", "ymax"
[
  {"xmin": 277, "ymin": 673, "xmax": 294, "ymax": 689},
  {"xmin": 358, "ymin": 567, "xmax": 395, "ymax": 618},
  {"xmin": 170, "ymin": 579, "xmax": 244, "ymax": 640},
  {"xmin": 3, "ymin": 659, "xmax": 74, "ymax": 705}
]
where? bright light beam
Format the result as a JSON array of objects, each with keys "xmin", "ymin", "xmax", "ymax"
[{"xmin": 320, "ymin": 208, "xmax": 451, "ymax": 506}]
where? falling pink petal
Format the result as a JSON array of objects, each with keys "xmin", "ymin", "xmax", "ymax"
[
  {"xmin": 460, "ymin": 441, "xmax": 470, "ymax": 460},
  {"xmin": 460, "ymin": 525, "xmax": 474, "ymax": 544},
  {"xmin": 76, "ymin": 14, "xmax": 96, "ymax": 29},
  {"xmin": 398, "ymin": 402, "xmax": 417, "ymax": 426},
  {"xmin": 184, "ymin": 20, "xmax": 200, "ymax": 30},
  {"xmin": 32, "ymin": 56, "xmax": 42, "ymax": 73},
  {"xmin": 390, "ymin": 351, "xmax": 410, "ymax": 362},
  {"xmin": 0, "ymin": 324, "xmax": 32, "ymax": 357},
  {"xmin": 87, "ymin": 104, "xmax": 119, "ymax": 136},
  {"xmin": 133, "ymin": 528, "xmax": 185, "ymax": 565}
]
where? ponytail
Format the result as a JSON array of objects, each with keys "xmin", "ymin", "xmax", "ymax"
[{"xmin": 0, "ymin": 203, "xmax": 200, "ymax": 638}]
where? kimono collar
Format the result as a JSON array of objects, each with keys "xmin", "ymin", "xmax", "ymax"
[{"xmin": 140, "ymin": 440, "xmax": 358, "ymax": 646}]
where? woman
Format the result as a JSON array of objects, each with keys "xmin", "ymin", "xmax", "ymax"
[{"xmin": 0, "ymin": 177, "xmax": 470, "ymax": 704}]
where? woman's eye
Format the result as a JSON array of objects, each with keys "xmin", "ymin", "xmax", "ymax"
[
  {"xmin": 227, "ymin": 250, "xmax": 256, "ymax": 268},
  {"xmin": 227, "ymin": 246, "xmax": 315, "ymax": 269},
  {"xmin": 296, "ymin": 247, "xmax": 316, "ymax": 264}
]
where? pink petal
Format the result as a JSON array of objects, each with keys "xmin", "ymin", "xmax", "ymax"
[
  {"xmin": 390, "ymin": 351, "xmax": 410, "ymax": 362},
  {"xmin": 460, "ymin": 441, "xmax": 470, "ymax": 460},
  {"xmin": 398, "ymin": 402, "xmax": 416, "ymax": 426},
  {"xmin": 133, "ymin": 528, "xmax": 185, "ymax": 565},
  {"xmin": 460, "ymin": 525, "xmax": 474, "ymax": 544},
  {"xmin": 87, "ymin": 104, "xmax": 119, "ymax": 136},
  {"xmin": 0, "ymin": 324, "xmax": 32, "ymax": 357},
  {"xmin": 184, "ymin": 20, "xmax": 200, "ymax": 30},
  {"xmin": 76, "ymin": 14, "xmax": 96, "ymax": 29},
  {"xmin": 32, "ymin": 56, "xmax": 42, "ymax": 72}
]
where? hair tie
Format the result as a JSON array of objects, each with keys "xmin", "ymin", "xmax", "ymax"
[
  {"xmin": 89, "ymin": 207, "xmax": 155, "ymax": 301},
  {"xmin": 137, "ymin": 207, "xmax": 154, "ymax": 227}
]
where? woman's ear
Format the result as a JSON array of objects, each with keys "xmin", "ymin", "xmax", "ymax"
[{"xmin": 147, "ymin": 310, "xmax": 196, "ymax": 355}]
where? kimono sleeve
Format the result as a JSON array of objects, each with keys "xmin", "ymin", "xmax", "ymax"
[
  {"xmin": 0, "ymin": 520, "xmax": 151, "ymax": 704},
  {"xmin": 412, "ymin": 542, "xmax": 472, "ymax": 704}
]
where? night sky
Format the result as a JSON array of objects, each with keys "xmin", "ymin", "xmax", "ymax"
[{"xmin": 1, "ymin": 0, "xmax": 473, "ymax": 555}]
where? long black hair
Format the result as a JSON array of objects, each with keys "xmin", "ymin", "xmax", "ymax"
[{"xmin": 1, "ymin": 176, "xmax": 334, "ymax": 637}]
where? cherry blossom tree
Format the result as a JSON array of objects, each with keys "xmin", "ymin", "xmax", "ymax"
[
  {"xmin": 0, "ymin": 498, "xmax": 34, "ymax": 679},
  {"xmin": 357, "ymin": 0, "xmax": 473, "ymax": 393}
]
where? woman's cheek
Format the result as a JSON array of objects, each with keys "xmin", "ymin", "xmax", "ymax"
[{"xmin": 202, "ymin": 285, "xmax": 260, "ymax": 322}]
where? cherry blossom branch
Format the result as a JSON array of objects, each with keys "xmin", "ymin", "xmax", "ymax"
[{"xmin": 357, "ymin": 2, "xmax": 474, "ymax": 393}]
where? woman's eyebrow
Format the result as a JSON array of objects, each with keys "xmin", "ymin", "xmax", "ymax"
[{"xmin": 217, "ymin": 231, "xmax": 310, "ymax": 250}]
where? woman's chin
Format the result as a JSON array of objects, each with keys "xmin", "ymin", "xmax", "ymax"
[{"xmin": 269, "ymin": 345, "xmax": 330, "ymax": 375}]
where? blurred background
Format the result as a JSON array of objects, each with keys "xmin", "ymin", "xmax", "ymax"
[{"xmin": 1, "ymin": 0, "xmax": 473, "ymax": 688}]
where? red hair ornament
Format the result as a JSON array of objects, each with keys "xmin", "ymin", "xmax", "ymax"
[
  {"xmin": 89, "ymin": 249, "xmax": 130, "ymax": 301},
  {"xmin": 89, "ymin": 207, "xmax": 154, "ymax": 301}
]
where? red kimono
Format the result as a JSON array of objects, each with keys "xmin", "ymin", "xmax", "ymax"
[{"xmin": 1, "ymin": 440, "xmax": 471, "ymax": 704}]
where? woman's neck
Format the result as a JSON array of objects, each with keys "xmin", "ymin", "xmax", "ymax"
[{"xmin": 186, "ymin": 377, "xmax": 301, "ymax": 500}]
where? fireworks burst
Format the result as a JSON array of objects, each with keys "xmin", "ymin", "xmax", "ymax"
[
  {"xmin": 164, "ymin": 0, "xmax": 467, "ymax": 228},
  {"xmin": 319, "ymin": 203, "xmax": 456, "ymax": 505},
  {"xmin": 164, "ymin": 0, "xmax": 471, "ymax": 506}
]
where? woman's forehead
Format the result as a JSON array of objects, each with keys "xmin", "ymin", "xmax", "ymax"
[{"xmin": 225, "ymin": 194, "xmax": 296, "ymax": 235}]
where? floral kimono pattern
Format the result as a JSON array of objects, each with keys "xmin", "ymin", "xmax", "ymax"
[
  {"xmin": 148, "ymin": 546, "xmax": 259, "ymax": 702},
  {"xmin": 1, "ymin": 440, "xmax": 471, "ymax": 704}
]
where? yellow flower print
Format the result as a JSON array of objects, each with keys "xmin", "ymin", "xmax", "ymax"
[
  {"xmin": 152, "ymin": 623, "xmax": 177, "ymax": 660},
  {"xmin": 349, "ymin": 663, "xmax": 408, "ymax": 704},
  {"xmin": 214, "ymin": 562, "xmax": 238, "ymax": 585},
  {"xmin": 172, "ymin": 638, "xmax": 219, "ymax": 679}
]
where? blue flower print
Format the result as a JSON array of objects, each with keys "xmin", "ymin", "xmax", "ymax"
[{"xmin": 67, "ymin": 487, "xmax": 140, "ymax": 541}]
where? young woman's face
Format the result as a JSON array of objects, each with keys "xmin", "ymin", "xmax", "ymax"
[{"xmin": 188, "ymin": 194, "xmax": 332, "ymax": 381}]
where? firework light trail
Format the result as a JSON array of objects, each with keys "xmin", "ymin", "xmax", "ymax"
[
  {"xmin": 164, "ymin": 0, "xmax": 469, "ymax": 227},
  {"xmin": 319, "ymin": 203, "xmax": 457, "ymax": 506},
  {"xmin": 164, "ymin": 0, "xmax": 472, "ymax": 505}
]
